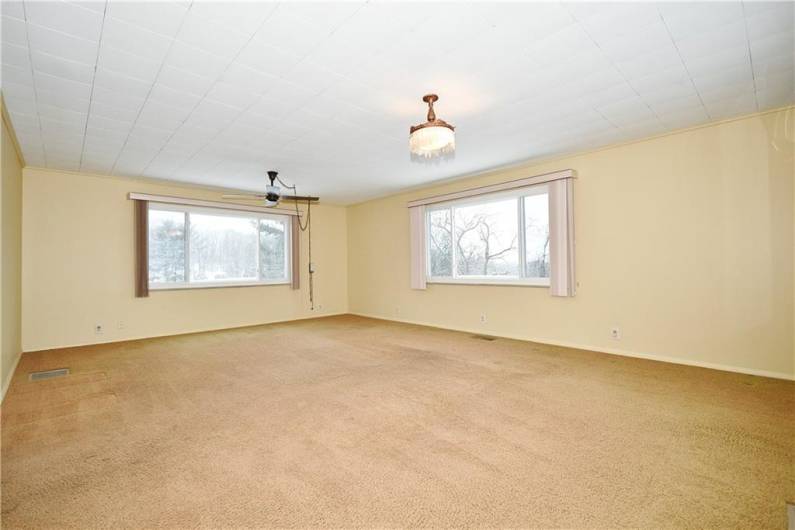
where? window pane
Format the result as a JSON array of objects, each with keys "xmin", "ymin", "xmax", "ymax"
[
  {"xmin": 428, "ymin": 209, "xmax": 452, "ymax": 277},
  {"xmin": 189, "ymin": 213, "xmax": 258, "ymax": 282},
  {"xmin": 148, "ymin": 209, "xmax": 185, "ymax": 284},
  {"xmin": 454, "ymin": 198, "xmax": 519, "ymax": 277},
  {"xmin": 259, "ymin": 218, "xmax": 287, "ymax": 280},
  {"xmin": 524, "ymin": 194, "xmax": 550, "ymax": 278}
]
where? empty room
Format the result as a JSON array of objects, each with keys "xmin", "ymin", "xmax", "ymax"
[{"xmin": 1, "ymin": 0, "xmax": 794, "ymax": 528}]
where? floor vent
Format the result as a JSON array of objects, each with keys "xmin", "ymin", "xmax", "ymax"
[
  {"xmin": 29, "ymin": 368, "xmax": 70, "ymax": 381},
  {"xmin": 472, "ymin": 335, "xmax": 497, "ymax": 341}
]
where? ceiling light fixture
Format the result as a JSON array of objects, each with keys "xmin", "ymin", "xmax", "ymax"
[{"xmin": 409, "ymin": 94, "xmax": 455, "ymax": 161}]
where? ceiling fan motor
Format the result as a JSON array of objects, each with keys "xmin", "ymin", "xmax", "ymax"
[{"xmin": 264, "ymin": 170, "xmax": 281, "ymax": 206}]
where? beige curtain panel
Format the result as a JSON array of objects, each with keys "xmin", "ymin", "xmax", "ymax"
[
  {"xmin": 134, "ymin": 199, "xmax": 149, "ymax": 298},
  {"xmin": 409, "ymin": 205, "xmax": 427, "ymax": 290},
  {"xmin": 549, "ymin": 178, "xmax": 575, "ymax": 297}
]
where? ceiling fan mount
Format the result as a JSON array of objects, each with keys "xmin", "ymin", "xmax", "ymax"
[{"xmin": 222, "ymin": 170, "xmax": 319, "ymax": 207}]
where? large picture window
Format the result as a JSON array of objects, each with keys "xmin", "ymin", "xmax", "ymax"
[
  {"xmin": 148, "ymin": 203, "xmax": 291, "ymax": 289},
  {"xmin": 426, "ymin": 185, "xmax": 550, "ymax": 286}
]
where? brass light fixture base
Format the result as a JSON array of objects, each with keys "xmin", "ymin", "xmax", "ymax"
[{"xmin": 410, "ymin": 94, "xmax": 454, "ymax": 134}]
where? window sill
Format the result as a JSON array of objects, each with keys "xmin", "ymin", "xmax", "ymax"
[
  {"xmin": 149, "ymin": 280, "xmax": 291, "ymax": 291},
  {"xmin": 427, "ymin": 278, "xmax": 550, "ymax": 288}
]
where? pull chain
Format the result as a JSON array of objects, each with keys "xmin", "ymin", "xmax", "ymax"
[{"xmin": 277, "ymin": 177, "xmax": 314, "ymax": 310}]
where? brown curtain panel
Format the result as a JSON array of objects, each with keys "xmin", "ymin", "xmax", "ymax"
[
  {"xmin": 291, "ymin": 217, "xmax": 300, "ymax": 290},
  {"xmin": 134, "ymin": 199, "xmax": 149, "ymax": 298}
]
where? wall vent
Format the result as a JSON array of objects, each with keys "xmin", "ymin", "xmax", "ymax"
[
  {"xmin": 472, "ymin": 335, "xmax": 497, "ymax": 341},
  {"xmin": 29, "ymin": 368, "xmax": 70, "ymax": 381}
]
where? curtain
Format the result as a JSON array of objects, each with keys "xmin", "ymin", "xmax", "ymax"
[
  {"xmin": 549, "ymin": 178, "xmax": 575, "ymax": 297},
  {"xmin": 291, "ymin": 217, "xmax": 300, "ymax": 290},
  {"xmin": 409, "ymin": 205, "xmax": 426, "ymax": 290},
  {"xmin": 134, "ymin": 199, "xmax": 149, "ymax": 298}
]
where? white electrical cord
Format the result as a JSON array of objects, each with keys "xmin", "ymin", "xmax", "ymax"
[{"xmin": 276, "ymin": 177, "xmax": 314, "ymax": 310}]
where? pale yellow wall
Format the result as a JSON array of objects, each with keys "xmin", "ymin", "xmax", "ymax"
[
  {"xmin": 348, "ymin": 108, "xmax": 795, "ymax": 379},
  {"xmin": 2, "ymin": 112, "xmax": 24, "ymax": 397},
  {"xmin": 22, "ymin": 168, "xmax": 348, "ymax": 352}
]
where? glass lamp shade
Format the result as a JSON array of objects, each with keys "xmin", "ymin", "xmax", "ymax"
[{"xmin": 409, "ymin": 125, "xmax": 455, "ymax": 159}]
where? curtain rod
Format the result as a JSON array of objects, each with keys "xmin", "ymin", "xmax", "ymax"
[
  {"xmin": 406, "ymin": 169, "xmax": 575, "ymax": 208},
  {"xmin": 128, "ymin": 192, "xmax": 302, "ymax": 216}
]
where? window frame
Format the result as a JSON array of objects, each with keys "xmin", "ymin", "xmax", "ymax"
[
  {"xmin": 425, "ymin": 184, "xmax": 551, "ymax": 287},
  {"xmin": 147, "ymin": 202, "xmax": 292, "ymax": 291}
]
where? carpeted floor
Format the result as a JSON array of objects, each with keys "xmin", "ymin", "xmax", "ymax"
[{"xmin": 1, "ymin": 315, "xmax": 793, "ymax": 529}]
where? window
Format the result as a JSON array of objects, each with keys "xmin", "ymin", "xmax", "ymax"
[
  {"xmin": 426, "ymin": 185, "xmax": 550, "ymax": 285},
  {"xmin": 148, "ymin": 203, "xmax": 291, "ymax": 289}
]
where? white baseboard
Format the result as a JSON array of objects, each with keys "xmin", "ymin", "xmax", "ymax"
[
  {"xmin": 22, "ymin": 312, "xmax": 347, "ymax": 354},
  {"xmin": 348, "ymin": 312, "xmax": 795, "ymax": 381},
  {"xmin": 1, "ymin": 350, "xmax": 22, "ymax": 403}
]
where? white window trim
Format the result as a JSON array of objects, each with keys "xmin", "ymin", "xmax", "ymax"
[
  {"xmin": 148, "ymin": 201, "xmax": 292, "ymax": 291},
  {"xmin": 425, "ymin": 184, "xmax": 551, "ymax": 287}
]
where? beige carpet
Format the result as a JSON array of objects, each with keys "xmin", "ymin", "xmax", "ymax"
[{"xmin": 2, "ymin": 315, "xmax": 793, "ymax": 528}]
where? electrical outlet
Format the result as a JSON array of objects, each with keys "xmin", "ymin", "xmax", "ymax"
[
  {"xmin": 610, "ymin": 326, "xmax": 621, "ymax": 340},
  {"xmin": 95, "ymin": 324, "xmax": 104, "ymax": 335},
  {"xmin": 117, "ymin": 321, "xmax": 125, "ymax": 330},
  {"xmin": 480, "ymin": 313, "xmax": 487, "ymax": 324},
  {"xmin": 395, "ymin": 307, "xmax": 401, "ymax": 317}
]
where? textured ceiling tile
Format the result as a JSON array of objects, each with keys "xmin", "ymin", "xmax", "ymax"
[
  {"xmin": 659, "ymin": 2, "xmax": 743, "ymax": 40},
  {"xmin": 250, "ymin": 9, "xmax": 333, "ymax": 58},
  {"xmin": 97, "ymin": 45, "xmax": 161, "ymax": 83},
  {"xmin": 235, "ymin": 40, "xmax": 303, "ymax": 77},
  {"xmin": 1, "ymin": 1, "xmax": 24, "ymax": 19},
  {"xmin": 90, "ymin": 100, "xmax": 141, "ymax": 123},
  {"xmin": 692, "ymin": 64, "xmax": 754, "ymax": 93},
  {"xmin": 156, "ymin": 65, "xmax": 215, "ymax": 97},
  {"xmin": 176, "ymin": 11, "xmax": 252, "ymax": 59},
  {"xmin": 2, "ymin": 42, "xmax": 30, "ymax": 67},
  {"xmin": 86, "ymin": 112, "xmax": 133, "ymax": 131},
  {"xmin": 105, "ymin": 1, "xmax": 188, "ymax": 37},
  {"xmin": 37, "ymin": 103, "xmax": 86, "ymax": 123},
  {"xmin": 148, "ymin": 83, "xmax": 202, "ymax": 111},
  {"xmin": 675, "ymin": 20, "xmax": 747, "ymax": 61},
  {"xmin": 34, "ymin": 70, "xmax": 92, "ymax": 99},
  {"xmin": 205, "ymin": 82, "xmax": 261, "ymax": 111},
  {"xmin": 615, "ymin": 47, "xmax": 682, "ymax": 79},
  {"xmin": 188, "ymin": 2, "xmax": 278, "ymax": 36},
  {"xmin": 93, "ymin": 68, "xmax": 152, "ymax": 98},
  {"xmin": 31, "ymin": 50, "xmax": 94, "ymax": 83},
  {"xmin": 745, "ymin": 4, "xmax": 794, "ymax": 40},
  {"xmin": 164, "ymin": 41, "xmax": 230, "ymax": 80},
  {"xmin": 755, "ymin": 87, "xmax": 795, "ymax": 110},
  {"xmin": 27, "ymin": 23, "xmax": 99, "ymax": 63},
  {"xmin": 102, "ymin": 16, "xmax": 173, "ymax": 61},
  {"xmin": 136, "ymin": 100, "xmax": 192, "ymax": 130},
  {"xmin": 683, "ymin": 45, "xmax": 750, "ymax": 77},
  {"xmin": 1, "ymin": 14, "xmax": 28, "ymax": 46},
  {"xmin": 25, "ymin": 1, "xmax": 103, "ymax": 41},
  {"xmin": 2, "ymin": 62, "xmax": 34, "ymax": 85},
  {"xmin": 35, "ymin": 89, "xmax": 90, "ymax": 113},
  {"xmin": 5, "ymin": 2, "xmax": 794, "ymax": 202},
  {"xmin": 219, "ymin": 62, "xmax": 279, "ymax": 95},
  {"xmin": 749, "ymin": 31, "xmax": 795, "ymax": 61}
]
